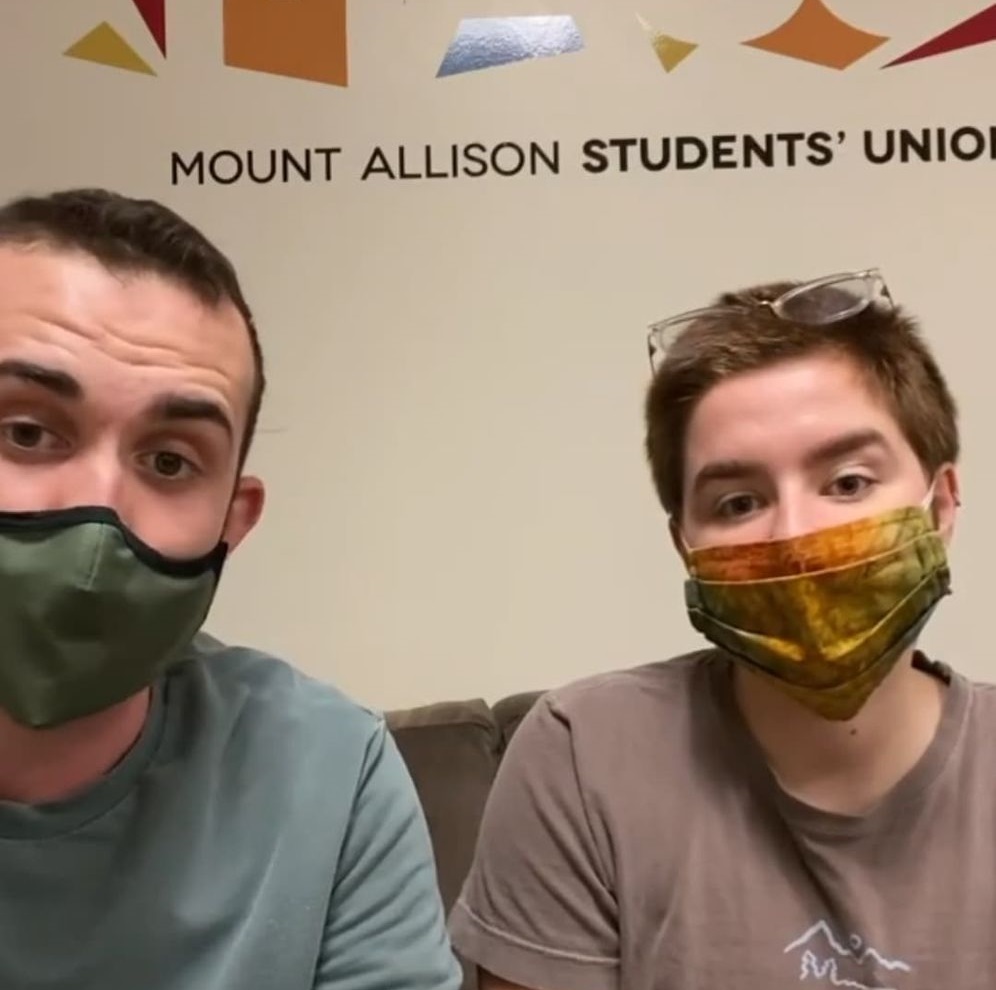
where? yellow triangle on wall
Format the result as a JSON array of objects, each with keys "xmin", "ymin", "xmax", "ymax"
[
  {"xmin": 650, "ymin": 34, "xmax": 698, "ymax": 72},
  {"xmin": 636, "ymin": 13, "xmax": 699, "ymax": 73},
  {"xmin": 64, "ymin": 21, "xmax": 156, "ymax": 75}
]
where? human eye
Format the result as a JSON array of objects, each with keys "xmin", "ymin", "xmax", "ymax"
[
  {"xmin": 137, "ymin": 449, "xmax": 202, "ymax": 483},
  {"xmin": 826, "ymin": 472, "xmax": 877, "ymax": 501},
  {"xmin": 714, "ymin": 492, "xmax": 763, "ymax": 520},
  {"xmin": 0, "ymin": 418, "xmax": 69, "ymax": 456}
]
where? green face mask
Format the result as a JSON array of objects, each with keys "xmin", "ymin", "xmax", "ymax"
[{"xmin": 0, "ymin": 506, "xmax": 226, "ymax": 729}]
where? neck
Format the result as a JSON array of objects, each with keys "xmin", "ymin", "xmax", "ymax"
[
  {"xmin": 734, "ymin": 653, "xmax": 944, "ymax": 816},
  {"xmin": 0, "ymin": 690, "xmax": 151, "ymax": 805}
]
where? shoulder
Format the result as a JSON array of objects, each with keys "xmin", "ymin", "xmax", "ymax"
[
  {"xmin": 500, "ymin": 649, "xmax": 726, "ymax": 797},
  {"xmin": 934, "ymin": 673, "xmax": 996, "ymax": 798},
  {"xmin": 538, "ymin": 648, "xmax": 720, "ymax": 729},
  {"xmin": 164, "ymin": 632, "xmax": 386, "ymax": 773},
  {"xmin": 964, "ymin": 675, "xmax": 996, "ymax": 732},
  {"xmin": 967, "ymin": 678, "xmax": 996, "ymax": 710}
]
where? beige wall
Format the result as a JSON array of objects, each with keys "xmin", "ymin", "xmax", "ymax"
[{"xmin": 4, "ymin": 1, "xmax": 993, "ymax": 708}]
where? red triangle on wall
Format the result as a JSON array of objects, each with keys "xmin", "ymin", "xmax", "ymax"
[
  {"xmin": 885, "ymin": 3, "xmax": 996, "ymax": 67},
  {"xmin": 131, "ymin": 0, "xmax": 166, "ymax": 56}
]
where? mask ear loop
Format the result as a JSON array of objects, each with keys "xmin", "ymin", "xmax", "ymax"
[
  {"xmin": 922, "ymin": 474, "xmax": 963, "ymax": 537},
  {"xmin": 668, "ymin": 514, "xmax": 698, "ymax": 575},
  {"xmin": 920, "ymin": 480, "xmax": 942, "ymax": 530}
]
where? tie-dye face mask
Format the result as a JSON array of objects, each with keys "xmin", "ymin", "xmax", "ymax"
[{"xmin": 682, "ymin": 498, "xmax": 951, "ymax": 721}]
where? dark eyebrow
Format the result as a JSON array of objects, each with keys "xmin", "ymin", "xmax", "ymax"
[
  {"xmin": 691, "ymin": 429, "xmax": 892, "ymax": 494},
  {"xmin": 803, "ymin": 428, "xmax": 890, "ymax": 468},
  {"xmin": 0, "ymin": 359, "xmax": 83, "ymax": 399},
  {"xmin": 0, "ymin": 364, "xmax": 235, "ymax": 440},
  {"xmin": 146, "ymin": 394, "xmax": 234, "ymax": 439},
  {"xmin": 691, "ymin": 458, "xmax": 757, "ymax": 493}
]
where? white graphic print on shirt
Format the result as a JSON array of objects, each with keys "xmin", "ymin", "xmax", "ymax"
[{"xmin": 783, "ymin": 921, "xmax": 912, "ymax": 990}]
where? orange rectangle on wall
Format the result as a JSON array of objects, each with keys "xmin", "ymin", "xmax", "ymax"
[{"xmin": 223, "ymin": 0, "xmax": 348, "ymax": 87}]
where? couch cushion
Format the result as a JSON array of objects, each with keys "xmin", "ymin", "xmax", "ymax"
[
  {"xmin": 492, "ymin": 691, "xmax": 544, "ymax": 751},
  {"xmin": 386, "ymin": 699, "xmax": 501, "ymax": 916},
  {"xmin": 387, "ymin": 694, "xmax": 542, "ymax": 990}
]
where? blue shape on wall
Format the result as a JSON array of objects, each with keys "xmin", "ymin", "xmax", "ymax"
[{"xmin": 437, "ymin": 16, "xmax": 584, "ymax": 77}]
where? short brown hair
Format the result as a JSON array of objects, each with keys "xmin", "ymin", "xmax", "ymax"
[
  {"xmin": 0, "ymin": 188, "xmax": 265, "ymax": 468},
  {"xmin": 644, "ymin": 280, "xmax": 959, "ymax": 518}
]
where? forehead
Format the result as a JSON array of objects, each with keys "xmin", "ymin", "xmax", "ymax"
[
  {"xmin": 684, "ymin": 352, "xmax": 911, "ymax": 472},
  {"xmin": 0, "ymin": 244, "xmax": 254, "ymax": 421}
]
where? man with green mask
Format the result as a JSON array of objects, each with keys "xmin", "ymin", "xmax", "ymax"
[
  {"xmin": 0, "ymin": 188, "xmax": 460, "ymax": 989},
  {"xmin": 450, "ymin": 269, "xmax": 990, "ymax": 989}
]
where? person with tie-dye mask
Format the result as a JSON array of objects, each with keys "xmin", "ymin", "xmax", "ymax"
[
  {"xmin": 648, "ymin": 269, "xmax": 956, "ymax": 726},
  {"xmin": 451, "ymin": 269, "xmax": 993, "ymax": 990}
]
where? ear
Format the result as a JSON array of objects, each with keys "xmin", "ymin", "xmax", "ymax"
[
  {"xmin": 930, "ymin": 463, "xmax": 960, "ymax": 545},
  {"xmin": 222, "ymin": 474, "xmax": 266, "ymax": 552},
  {"xmin": 668, "ymin": 513, "xmax": 689, "ymax": 566}
]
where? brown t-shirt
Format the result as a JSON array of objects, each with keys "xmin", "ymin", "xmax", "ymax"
[{"xmin": 449, "ymin": 650, "xmax": 992, "ymax": 990}]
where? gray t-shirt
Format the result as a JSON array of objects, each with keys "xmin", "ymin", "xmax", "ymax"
[
  {"xmin": 450, "ymin": 650, "xmax": 993, "ymax": 990},
  {"xmin": 0, "ymin": 634, "xmax": 461, "ymax": 990}
]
